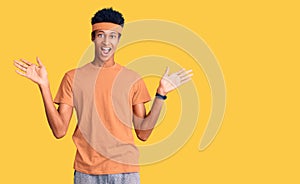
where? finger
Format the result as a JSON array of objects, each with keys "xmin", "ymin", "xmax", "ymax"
[
  {"xmin": 20, "ymin": 58, "xmax": 33, "ymax": 66},
  {"xmin": 14, "ymin": 60, "xmax": 29, "ymax": 69},
  {"xmin": 15, "ymin": 69, "xmax": 27, "ymax": 77},
  {"xmin": 185, "ymin": 69, "xmax": 193, "ymax": 74},
  {"xmin": 163, "ymin": 66, "xmax": 169, "ymax": 77},
  {"xmin": 178, "ymin": 69, "xmax": 193, "ymax": 77},
  {"xmin": 14, "ymin": 61, "xmax": 27, "ymax": 72},
  {"xmin": 36, "ymin": 57, "xmax": 44, "ymax": 67},
  {"xmin": 176, "ymin": 68, "xmax": 186, "ymax": 75},
  {"xmin": 180, "ymin": 77, "xmax": 192, "ymax": 85},
  {"xmin": 181, "ymin": 73, "xmax": 193, "ymax": 81}
]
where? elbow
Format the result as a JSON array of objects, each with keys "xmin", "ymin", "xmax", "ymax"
[
  {"xmin": 138, "ymin": 136, "xmax": 148, "ymax": 142},
  {"xmin": 135, "ymin": 129, "xmax": 150, "ymax": 142},
  {"xmin": 135, "ymin": 129, "xmax": 152, "ymax": 142},
  {"xmin": 137, "ymin": 132, "xmax": 149, "ymax": 142},
  {"xmin": 53, "ymin": 130, "xmax": 66, "ymax": 139},
  {"xmin": 54, "ymin": 134, "xmax": 65, "ymax": 139}
]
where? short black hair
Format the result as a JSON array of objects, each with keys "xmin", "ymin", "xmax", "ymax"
[
  {"xmin": 91, "ymin": 7, "xmax": 125, "ymax": 26},
  {"xmin": 91, "ymin": 8, "xmax": 124, "ymax": 40}
]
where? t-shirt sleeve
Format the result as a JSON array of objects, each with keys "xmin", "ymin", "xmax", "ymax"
[
  {"xmin": 54, "ymin": 72, "xmax": 73, "ymax": 107},
  {"xmin": 132, "ymin": 78, "xmax": 151, "ymax": 105}
]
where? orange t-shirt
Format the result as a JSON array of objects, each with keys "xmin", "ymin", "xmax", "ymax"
[{"xmin": 54, "ymin": 63, "xmax": 151, "ymax": 175}]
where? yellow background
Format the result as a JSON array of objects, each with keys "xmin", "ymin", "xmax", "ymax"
[{"xmin": 1, "ymin": 0, "xmax": 299, "ymax": 183}]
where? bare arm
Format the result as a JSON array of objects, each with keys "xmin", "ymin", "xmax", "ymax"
[
  {"xmin": 39, "ymin": 84, "xmax": 73, "ymax": 139},
  {"xmin": 133, "ymin": 67, "xmax": 192, "ymax": 141},
  {"xmin": 133, "ymin": 97, "xmax": 164, "ymax": 141},
  {"xmin": 14, "ymin": 58, "xmax": 73, "ymax": 139}
]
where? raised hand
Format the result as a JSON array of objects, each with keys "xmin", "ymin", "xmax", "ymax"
[
  {"xmin": 157, "ymin": 67, "xmax": 193, "ymax": 95},
  {"xmin": 14, "ymin": 57, "xmax": 49, "ymax": 86}
]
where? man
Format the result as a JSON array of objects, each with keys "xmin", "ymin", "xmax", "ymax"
[{"xmin": 14, "ymin": 8, "xmax": 192, "ymax": 184}]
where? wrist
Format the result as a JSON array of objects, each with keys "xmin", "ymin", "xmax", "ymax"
[
  {"xmin": 156, "ymin": 87, "xmax": 167, "ymax": 96},
  {"xmin": 155, "ymin": 92, "xmax": 167, "ymax": 100},
  {"xmin": 38, "ymin": 80, "xmax": 50, "ymax": 90}
]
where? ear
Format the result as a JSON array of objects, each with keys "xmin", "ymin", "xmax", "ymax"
[{"xmin": 91, "ymin": 31, "xmax": 95, "ymax": 41}]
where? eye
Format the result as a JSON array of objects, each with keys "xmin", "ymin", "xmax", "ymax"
[
  {"xmin": 97, "ymin": 33, "xmax": 104, "ymax": 38},
  {"xmin": 110, "ymin": 35, "xmax": 117, "ymax": 39}
]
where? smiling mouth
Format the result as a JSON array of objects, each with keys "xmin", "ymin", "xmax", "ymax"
[{"xmin": 101, "ymin": 47, "xmax": 112, "ymax": 55}]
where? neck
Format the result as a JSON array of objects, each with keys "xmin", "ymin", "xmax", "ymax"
[{"xmin": 92, "ymin": 56, "xmax": 115, "ymax": 68}]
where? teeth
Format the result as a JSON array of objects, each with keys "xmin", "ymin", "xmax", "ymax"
[
  {"xmin": 101, "ymin": 47, "xmax": 111, "ymax": 54},
  {"xmin": 102, "ymin": 47, "xmax": 111, "ymax": 51}
]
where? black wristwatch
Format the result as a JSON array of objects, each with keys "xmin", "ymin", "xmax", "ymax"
[{"xmin": 155, "ymin": 92, "xmax": 167, "ymax": 100}]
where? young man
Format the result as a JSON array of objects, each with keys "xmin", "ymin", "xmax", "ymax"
[{"xmin": 14, "ymin": 8, "xmax": 192, "ymax": 184}]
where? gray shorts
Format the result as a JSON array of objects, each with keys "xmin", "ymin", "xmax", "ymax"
[{"xmin": 74, "ymin": 170, "xmax": 140, "ymax": 184}]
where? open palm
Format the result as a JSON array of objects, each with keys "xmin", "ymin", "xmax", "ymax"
[
  {"xmin": 14, "ymin": 57, "xmax": 48, "ymax": 85},
  {"xmin": 159, "ymin": 67, "xmax": 193, "ymax": 94}
]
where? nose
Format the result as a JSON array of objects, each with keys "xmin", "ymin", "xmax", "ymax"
[{"xmin": 102, "ymin": 35, "xmax": 109, "ymax": 45}]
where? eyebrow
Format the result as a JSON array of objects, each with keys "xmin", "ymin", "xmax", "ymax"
[{"xmin": 96, "ymin": 30, "xmax": 117, "ymax": 35}]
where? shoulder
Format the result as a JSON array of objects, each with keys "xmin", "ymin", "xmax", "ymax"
[
  {"xmin": 65, "ymin": 68, "xmax": 76, "ymax": 76},
  {"xmin": 120, "ymin": 65, "xmax": 142, "ymax": 79},
  {"xmin": 64, "ymin": 63, "xmax": 91, "ymax": 79},
  {"xmin": 119, "ymin": 66, "xmax": 148, "ymax": 90},
  {"xmin": 62, "ymin": 69, "xmax": 76, "ymax": 81},
  {"xmin": 112, "ymin": 65, "xmax": 145, "ymax": 89}
]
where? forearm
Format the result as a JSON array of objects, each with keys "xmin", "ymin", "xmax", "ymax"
[
  {"xmin": 134, "ymin": 95, "xmax": 165, "ymax": 141},
  {"xmin": 39, "ymin": 83, "xmax": 66, "ymax": 139},
  {"xmin": 133, "ymin": 67, "xmax": 192, "ymax": 141}
]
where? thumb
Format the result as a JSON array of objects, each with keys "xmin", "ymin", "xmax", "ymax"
[
  {"xmin": 163, "ymin": 66, "xmax": 169, "ymax": 77},
  {"xmin": 36, "ymin": 57, "xmax": 44, "ymax": 67}
]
